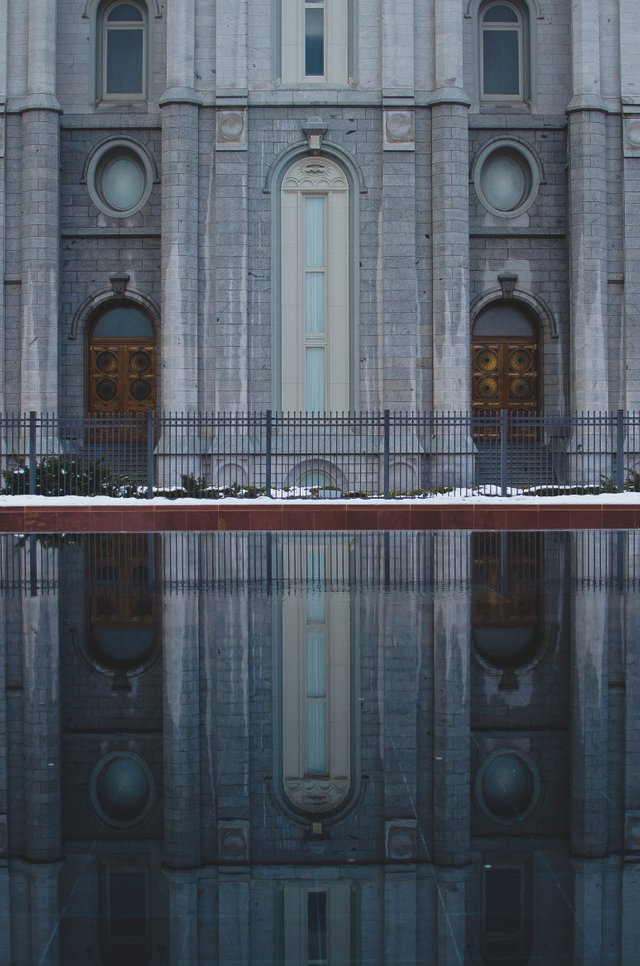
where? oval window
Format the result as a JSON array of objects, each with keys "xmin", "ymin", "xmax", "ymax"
[
  {"xmin": 87, "ymin": 140, "xmax": 153, "ymax": 217},
  {"xmin": 474, "ymin": 141, "xmax": 539, "ymax": 218}
]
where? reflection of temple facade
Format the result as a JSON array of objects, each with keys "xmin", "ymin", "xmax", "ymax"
[{"xmin": 1, "ymin": 530, "xmax": 640, "ymax": 962}]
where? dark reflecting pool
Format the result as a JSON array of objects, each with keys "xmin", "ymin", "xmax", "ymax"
[{"xmin": 1, "ymin": 530, "xmax": 639, "ymax": 964}]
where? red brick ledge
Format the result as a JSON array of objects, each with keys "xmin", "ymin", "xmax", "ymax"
[{"xmin": 0, "ymin": 503, "xmax": 638, "ymax": 533}]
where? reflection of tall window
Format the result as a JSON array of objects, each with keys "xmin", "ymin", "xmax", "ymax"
[
  {"xmin": 481, "ymin": 865, "xmax": 531, "ymax": 964},
  {"xmin": 281, "ymin": 539, "xmax": 351, "ymax": 816},
  {"xmin": 480, "ymin": 2, "xmax": 526, "ymax": 101},
  {"xmin": 281, "ymin": 157, "xmax": 350, "ymax": 412},
  {"xmin": 101, "ymin": 866, "xmax": 151, "ymax": 965},
  {"xmin": 283, "ymin": 884, "xmax": 352, "ymax": 965},
  {"xmin": 100, "ymin": 2, "xmax": 147, "ymax": 100},
  {"xmin": 281, "ymin": 1, "xmax": 348, "ymax": 84}
]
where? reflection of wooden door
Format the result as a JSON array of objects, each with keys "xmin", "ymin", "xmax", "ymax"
[
  {"xmin": 472, "ymin": 338, "xmax": 538, "ymax": 438},
  {"xmin": 88, "ymin": 341, "xmax": 156, "ymax": 416}
]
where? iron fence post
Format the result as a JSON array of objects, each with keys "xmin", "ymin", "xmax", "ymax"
[
  {"xmin": 500, "ymin": 409, "xmax": 508, "ymax": 497},
  {"xmin": 616, "ymin": 409, "xmax": 625, "ymax": 492},
  {"xmin": 146, "ymin": 411, "xmax": 154, "ymax": 498},
  {"xmin": 29, "ymin": 411, "xmax": 37, "ymax": 495},
  {"xmin": 383, "ymin": 410, "xmax": 390, "ymax": 499},
  {"xmin": 265, "ymin": 410, "xmax": 272, "ymax": 498}
]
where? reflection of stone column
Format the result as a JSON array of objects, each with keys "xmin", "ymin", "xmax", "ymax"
[
  {"xmin": 570, "ymin": 532, "xmax": 610, "ymax": 962},
  {"xmin": 22, "ymin": 547, "xmax": 62, "ymax": 964},
  {"xmin": 165, "ymin": 869, "xmax": 199, "ymax": 966},
  {"xmin": 570, "ymin": 533, "xmax": 608, "ymax": 859},
  {"xmin": 432, "ymin": 531, "xmax": 471, "ymax": 965},
  {"xmin": 21, "ymin": 0, "xmax": 60, "ymax": 412},
  {"xmin": 384, "ymin": 869, "xmax": 417, "ymax": 964},
  {"xmin": 162, "ymin": 537, "xmax": 201, "ymax": 962},
  {"xmin": 623, "ymin": 531, "xmax": 640, "ymax": 962},
  {"xmin": 0, "ymin": 587, "xmax": 9, "ymax": 956},
  {"xmin": 217, "ymin": 874, "xmax": 250, "ymax": 966}
]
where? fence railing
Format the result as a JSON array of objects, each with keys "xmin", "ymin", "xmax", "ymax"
[{"xmin": 1, "ymin": 410, "xmax": 639, "ymax": 498}]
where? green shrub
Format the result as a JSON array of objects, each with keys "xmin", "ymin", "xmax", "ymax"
[{"xmin": 1, "ymin": 455, "xmax": 136, "ymax": 497}]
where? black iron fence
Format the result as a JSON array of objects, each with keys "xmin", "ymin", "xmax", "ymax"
[{"xmin": 1, "ymin": 410, "xmax": 639, "ymax": 498}]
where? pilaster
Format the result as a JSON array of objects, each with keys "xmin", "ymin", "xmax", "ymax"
[
  {"xmin": 431, "ymin": 2, "xmax": 470, "ymax": 413},
  {"xmin": 20, "ymin": 0, "xmax": 60, "ymax": 413},
  {"xmin": 567, "ymin": 0, "xmax": 609, "ymax": 411},
  {"xmin": 160, "ymin": 0, "xmax": 199, "ymax": 411}
]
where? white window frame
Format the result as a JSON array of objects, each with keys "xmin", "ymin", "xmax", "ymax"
[
  {"xmin": 281, "ymin": 0, "xmax": 348, "ymax": 85},
  {"xmin": 281, "ymin": 157, "xmax": 350, "ymax": 413},
  {"xmin": 99, "ymin": 1, "xmax": 148, "ymax": 102},
  {"xmin": 479, "ymin": 1, "xmax": 526, "ymax": 103}
]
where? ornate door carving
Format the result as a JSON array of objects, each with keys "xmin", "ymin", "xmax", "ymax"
[
  {"xmin": 88, "ymin": 341, "xmax": 156, "ymax": 417},
  {"xmin": 472, "ymin": 338, "xmax": 538, "ymax": 437}
]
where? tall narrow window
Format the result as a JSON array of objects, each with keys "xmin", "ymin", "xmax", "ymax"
[
  {"xmin": 101, "ymin": 2, "xmax": 146, "ymax": 100},
  {"xmin": 281, "ymin": 1, "xmax": 348, "ymax": 84},
  {"xmin": 281, "ymin": 157, "xmax": 350, "ymax": 412},
  {"xmin": 305, "ymin": 1, "xmax": 325, "ymax": 77},
  {"xmin": 480, "ymin": 2, "xmax": 525, "ymax": 101}
]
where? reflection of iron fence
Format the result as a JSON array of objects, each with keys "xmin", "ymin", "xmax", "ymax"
[
  {"xmin": 0, "ymin": 410, "xmax": 639, "ymax": 497},
  {"xmin": 4, "ymin": 532, "xmax": 640, "ymax": 597}
]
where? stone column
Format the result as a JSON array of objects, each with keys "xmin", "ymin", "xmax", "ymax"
[
  {"xmin": 162, "ymin": 537, "xmax": 201, "ymax": 963},
  {"xmin": 432, "ymin": 532, "xmax": 471, "ymax": 965},
  {"xmin": 431, "ymin": 1, "xmax": 470, "ymax": 415},
  {"xmin": 22, "ymin": 548, "xmax": 62, "ymax": 965},
  {"xmin": 430, "ymin": 2, "xmax": 470, "ymax": 484},
  {"xmin": 213, "ymin": 1, "xmax": 249, "ymax": 411},
  {"xmin": 618, "ymin": 3, "xmax": 640, "ymax": 410},
  {"xmin": 0, "ymin": 0, "xmax": 7, "ymax": 412},
  {"xmin": 20, "ymin": 0, "xmax": 60, "ymax": 413},
  {"xmin": 160, "ymin": 0, "xmax": 200, "ymax": 413},
  {"xmin": 379, "ymin": 0, "xmax": 418, "ymax": 409},
  {"xmin": 567, "ymin": 0, "xmax": 609, "ymax": 419}
]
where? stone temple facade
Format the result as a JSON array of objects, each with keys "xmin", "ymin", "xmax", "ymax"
[{"xmin": 1, "ymin": 1, "xmax": 639, "ymax": 422}]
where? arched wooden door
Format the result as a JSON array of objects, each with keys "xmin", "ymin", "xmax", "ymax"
[
  {"xmin": 87, "ymin": 304, "xmax": 157, "ymax": 429},
  {"xmin": 472, "ymin": 302, "xmax": 539, "ymax": 438}
]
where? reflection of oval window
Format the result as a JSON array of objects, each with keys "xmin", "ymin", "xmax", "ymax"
[
  {"xmin": 87, "ymin": 140, "xmax": 153, "ymax": 218},
  {"xmin": 90, "ymin": 753, "xmax": 155, "ymax": 829},
  {"xmin": 474, "ymin": 142, "xmax": 539, "ymax": 217},
  {"xmin": 476, "ymin": 751, "xmax": 540, "ymax": 824}
]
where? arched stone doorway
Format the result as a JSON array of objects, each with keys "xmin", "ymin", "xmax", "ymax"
[
  {"xmin": 472, "ymin": 302, "xmax": 539, "ymax": 436},
  {"xmin": 87, "ymin": 303, "xmax": 157, "ymax": 417}
]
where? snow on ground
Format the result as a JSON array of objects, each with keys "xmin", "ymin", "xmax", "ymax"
[{"xmin": 2, "ymin": 490, "xmax": 640, "ymax": 507}]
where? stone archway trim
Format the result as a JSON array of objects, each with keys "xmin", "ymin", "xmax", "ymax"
[
  {"xmin": 470, "ymin": 287, "xmax": 559, "ymax": 339},
  {"xmin": 70, "ymin": 287, "xmax": 160, "ymax": 341}
]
